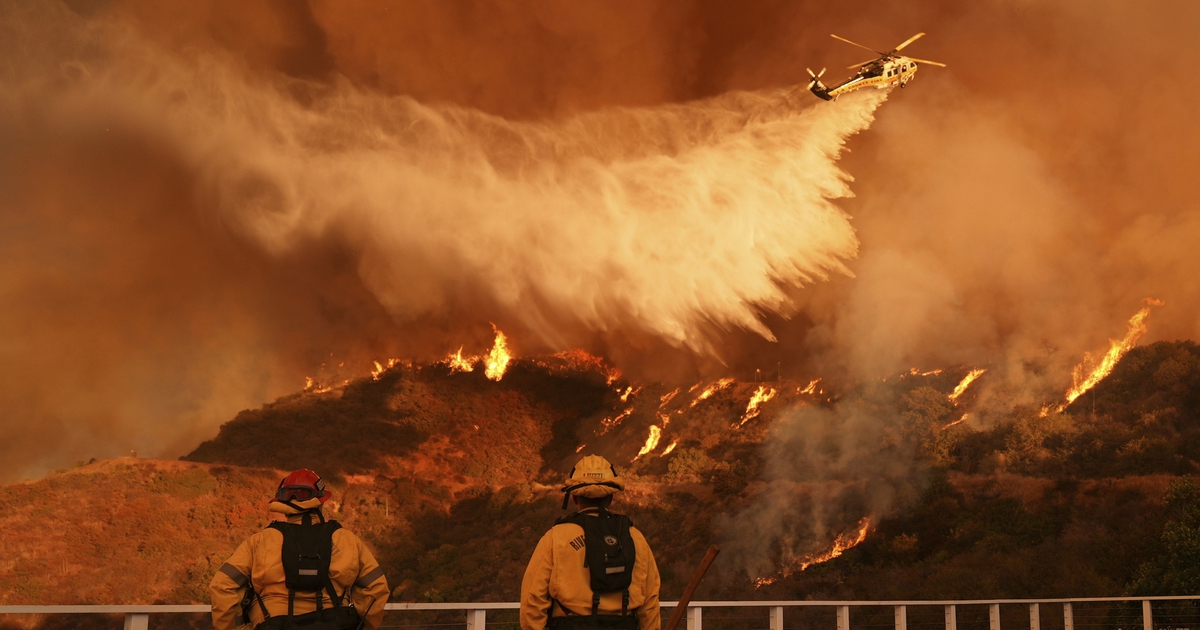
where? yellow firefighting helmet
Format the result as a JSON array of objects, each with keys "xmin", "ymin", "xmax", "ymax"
[{"xmin": 561, "ymin": 454, "xmax": 624, "ymax": 508}]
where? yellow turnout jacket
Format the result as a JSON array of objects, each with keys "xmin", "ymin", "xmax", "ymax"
[
  {"xmin": 520, "ymin": 507, "xmax": 661, "ymax": 630},
  {"xmin": 210, "ymin": 503, "xmax": 388, "ymax": 630}
]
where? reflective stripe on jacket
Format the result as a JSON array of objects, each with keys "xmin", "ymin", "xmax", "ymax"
[
  {"xmin": 210, "ymin": 513, "xmax": 388, "ymax": 630},
  {"xmin": 520, "ymin": 509, "xmax": 661, "ymax": 630}
]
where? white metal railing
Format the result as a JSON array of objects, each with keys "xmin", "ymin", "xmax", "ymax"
[{"xmin": 1, "ymin": 596, "xmax": 1197, "ymax": 629}]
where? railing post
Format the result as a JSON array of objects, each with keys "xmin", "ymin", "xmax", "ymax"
[
  {"xmin": 838, "ymin": 605, "xmax": 850, "ymax": 630},
  {"xmin": 945, "ymin": 604, "xmax": 957, "ymax": 630},
  {"xmin": 466, "ymin": 608, "xmax": 485, "ymax": 630},
  {"xmin": 687, "ymin": 605, "xmax": 702, "ymax": 630},
  {"xmin": 990, "ymin": 603, "xmax": 1001, "ymax": 630},
  {"xmin": 771, "ymin": 606, "xmax": 784, "ymax": 630},
  {"xmin": 1030, "ymin": 603, "xmax": 1040, "ymax": 630},
  {"xmin": 1143, "ymin": 600, "xmax": 1153, "ymax": 630},
  {"xmin": 123, "ymin": 613, "xmax": 148, "ymax": 630},
  {"xmin": 1064, "ymin": 603, "xmax": 1074, "ymax": 630},
  {"xmin": 895, "ymin": 605, "xmax": 907, "ymax": 630}
]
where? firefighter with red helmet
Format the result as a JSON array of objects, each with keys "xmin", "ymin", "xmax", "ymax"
[{"xmin": 210, "ymin": 469, "xmax": 389, "ymax": 630}]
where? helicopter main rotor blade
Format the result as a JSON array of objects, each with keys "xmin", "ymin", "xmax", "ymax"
[
  {"xmin": 906, "ymin": 57, "xmax": 947, "ymax": 67},
  {"xmin": 847, "ymin": 58, "xmax": 876, "ymax": 69},
  {"xmin": 891, "ymin": 32, "xmax": 925, "ymax": 53},
  {"xmin": 830, "ymin": 33, "xmax": 883, "ymax": 55}
]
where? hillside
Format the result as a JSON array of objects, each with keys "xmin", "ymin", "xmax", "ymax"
[{"xmin": 2, "ymin": 342, "xmax": 1199, "ymax": 629}]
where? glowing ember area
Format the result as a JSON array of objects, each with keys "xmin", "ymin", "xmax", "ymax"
[
  {"xmin": 304, "ymin": 376, "xmax": 315, "ymax": 391},
  {"xmin": 942, "ymin": 413, "xmax": 970, "ymax": 430},
  {"xmin": 633, "ymin": 425, "xmax": 662, "ymax": 460},
  {"xmin": 1062, "ymin": 299, "xmax": 1164, "ymax": 407},
  {"xmin": 755, "ymin": 518, "xmax": 872, "ymax": 587},
  {"xmin": 536, "ymin": 349, "xmax": 622, "ymax": 384},
  {"xmin": 659, "ymin": 388, "xmax": 680, "ymax": 407},
  {"xmin": 484, "ymin": 327, "xmax": 511, "ymax": 381},
  {"xmin": 949, "ymin": 368, "xmax": 987, "ymax": 403},
  {"xmin": 445, "ymin": 347, "xmax": 476, "ymax": 373},
  {"xmin": 909, "ymin": 368, "xmax": 943, "ymax": 376},
  {"xmin": 737, "ymin": 386, "xmax": 777, "ymax": 427},
  {"xmin": 691, "ymin": 378, "xmax": 735, "ymax": 407},
  {"xmin": 620, "ymin": 386, "xmax": 642, "ymax": 403},
  {"xmin": 661, "ymin": 440, "xmax": 679, "ymax": 456},
  {"xmin": 798, "ymin": 378, "xmax": 821, "ymax": 395},
  {"xmin": 657, "ymin": 412, "xmax": 673, "ymax": 427},
  {"xmin": 599, "ymin": 408, "xmax": 634, "ymax": 434},
  {"xmin": 575, "ymin": 444, "xmax": 587, "ymax": 453}
]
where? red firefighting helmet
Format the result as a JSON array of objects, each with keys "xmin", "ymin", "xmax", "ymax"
[{"xmin": 274, "ymin": 469, "xmax": 331, "ymax": 504}]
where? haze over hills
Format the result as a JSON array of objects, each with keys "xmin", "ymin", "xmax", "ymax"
[{"xmin": 3, "ymin": 339, "xmax": 1199, "ymax": 630}]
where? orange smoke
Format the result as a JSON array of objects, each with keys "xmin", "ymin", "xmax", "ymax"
[
  {"xmin": 1062, "ymin": 299, "xmax": 1163, "ymax": 407},
  {"xmin": 949, "ymin": 368, "xmax": 986, "ymax": 403}
]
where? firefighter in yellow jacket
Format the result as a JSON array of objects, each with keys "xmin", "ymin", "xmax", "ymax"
[
  {"xmin": 521, "ymin": 455, "xmax": 661, "ymax": 630},
  {"xmin": 210, "ymin": 469, "xmax": 389, "ymax": 630}
]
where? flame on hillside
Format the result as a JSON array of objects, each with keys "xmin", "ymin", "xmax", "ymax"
[
  {"xmin": 371, "ymin": 359, "xmax": 401, "ymax": 381},
  {"xmin": 690, "ymin": 378, "xmax": 735, "ymax": 408},
  {"xmin": 620, "ymin": 386, "xmax": 643, "ymax": 403},
  {"xmin": 949, "ymin": 368, "xmax": 986, "ymax": 403},
  {"xmin": 484, "ymin": 327, "xmax": 511, "ymax": 381},
  {"xmin": 736, "ymin": 386, "xmax": 777, "ymax": 427},
  {"xmin": 942, "ymin": 413, "xmax": 970, "ymax": 430},
  {"xmin": 633, "ymin": 425, "xmax": 662, "ymax": 461},
  {"xmin": 798, "ymin": 378, "xmax": 821, "ymax": 395},
  {"xmin": 440, "ymin": 326, "xmax": 511, "ymax": 380},
  {"xmin": 660, "ymin": 388, "xmax": 680, "ymax": 407},
  {"xmin": 599, "ymin": 408, "xmax": 634, "ymax": 435},
  {"xmin": 531, "ymin": 349, "xmax": 622, "ymax": 384},
  {"xmin": 910, "ymin": 368, "xmax": 943, "ymax": 376},
  {"xmin": 661, "ymin": 440, "xmax": 679, "ymax": 456},
  {"xmin": 446, "ymin": 347, "xmax": 475, "ymax": 373},
  {"xmin": 1061, "ymin": 299, "xmax": 1163, "ymax": 408},
  {"xmin": 754, "ymin": 518, "xmax": 872, "ymax": 587}
]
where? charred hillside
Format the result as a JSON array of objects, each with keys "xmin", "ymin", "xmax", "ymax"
[{"xmin": 3, "ymin": 341, "xmax": 1200, "ymax": 621}]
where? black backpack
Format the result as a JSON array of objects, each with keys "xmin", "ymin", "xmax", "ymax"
[
  {"xmin": 550, "ymin": 508, "xmax": 638, "ymax": 629},
  {"xmin": 247, "ymin": 519, "xmax": 364, "ymax": 630}
]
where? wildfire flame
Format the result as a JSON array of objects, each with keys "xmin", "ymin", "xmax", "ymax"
[
  {"xmin": 1061, "ymin": 299, "xmax": 1163, "ymax": 408},
  {"xmin": 949, "ymin": 368, "xmax": 986, "ymax": 403},
  {"xmin": 909, "ymin": 368, "xmax": 943, "ymax": 376},
  {"xmin": 942, "ymin": 413, "xmax": 970, "ymax": 430},
  {"xmin": 754, "ymin": 518, "xmax": 872, "ymax": 587},
  {"xmin": 798, "ymin": 378, "xmax": 821, "ymax": 395},
  {"xmin": 371, "ymin": 358, "xmax": 401, "ymax": 381},
  {"xmin": 304, "ymin": 376, "xmax": 314, "ymax": 391},
  {"xmin": 445, "ymin": 347, "xmax": 475, "ymax": 373},
  {"xmin": 690, "ymin": 378, "xmax": 735, "ymax": 408},
  {"xmin": 661, "ymin": 440, "xmax": 679, "ymax": 456},
  {"xmin": 633, "ymin": 425, "xmax": 662, "ymax": 461},
  {"xmin": 659, "ymin": 388, "xmax": 680, "ymax": 407},
  {"xmin": 599, "ymin": 407, "xmax": 634, "ymax": 434},
  {"xmin": 620, "ymin": 386, "xmax": 642, "ymax": 403},
  {"xmin": 484, "ymin": 326, "xmax": 511, "ymax": 381},
  {"xmin": 575, "ymin": 444, "xmax": 587, "ymax": 453},
  {"xmin": 736, "ymin": 386, "xmax": 777, "ymax": 427}
]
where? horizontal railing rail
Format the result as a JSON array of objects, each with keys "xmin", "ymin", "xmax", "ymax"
[{"xmin": 3, "ymin": 596, "xmax": 1198, "ymax": 629}]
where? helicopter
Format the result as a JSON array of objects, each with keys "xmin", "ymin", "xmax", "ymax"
[{"xmin": 807, "ymin": 32, "xmax": 945, "ymax": 101}]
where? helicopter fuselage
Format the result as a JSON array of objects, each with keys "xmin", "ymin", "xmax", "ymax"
[{"xmin": 810, "ymin": 56, "xmax": 920, "ymax": 101}]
